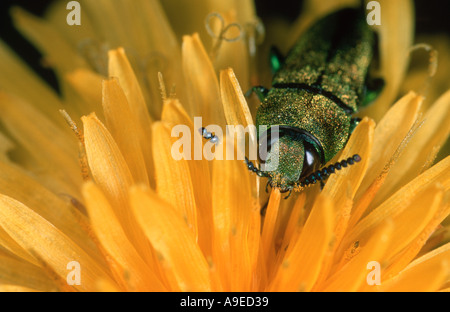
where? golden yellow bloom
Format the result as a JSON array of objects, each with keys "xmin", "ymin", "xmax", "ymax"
[{"xmin": 0, "ymin": 0, "xmax": 449, "ymax": 292}]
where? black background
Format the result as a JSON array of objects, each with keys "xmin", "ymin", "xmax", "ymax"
[{"xmin": 0, "ymin": 0, "xmax": 449, "ymax": 92}]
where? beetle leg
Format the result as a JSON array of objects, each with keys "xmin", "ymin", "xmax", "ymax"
[
  {"xmin": 361, "ymin": 76, "xmax": 384, "ymax": 107},
  {"xmin": 260, "ymin": 200, "xmax": 268, "ymax": 216},
  {"xmin": 269, "ymin": 46, "xmax": 285, "ymax": 73},
  {"xmin": 349, "ymin": 117, "xmax": 362, "ymax": 134},
  {"xmin": 245, "ymin": 85, "xmax": 270, "ymax": 101},
  {"xmin": 284, "ymin": 189, "xmax": 292, "ymax": 199},
  {"xmin": 319, "ymin": 180, "xmax": 325, "ymax": 190}
]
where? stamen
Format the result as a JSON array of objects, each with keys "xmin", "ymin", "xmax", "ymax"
[
  {"xmin": 243, "ymin": 17, "xmax": 265, "ymax": 85},
  {"xmin": 158, "ymin": 71, "xmax": 167, "ymax": 102},
  {"xmin": 137, "ymin": 51, "xmax": 168, "ymax": 103},
  {"xmin": 59, "ymin": 110, "xmax": 90, "ymax": 181},
  {"xmin": 205, "ymin": 12, "xmax": 243, "ymax": 61},
  {"xmin": 59, "ymin": 109, "xmax": 83, "ymax": 142},
  {"xmin": 77, "ymin": 38, "xmax": 109, "ymax": 76},
  {"xmin": 408, "ymin": 43, "xmax": 438, "ymax": 96}
]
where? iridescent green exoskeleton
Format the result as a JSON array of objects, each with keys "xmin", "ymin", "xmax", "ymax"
[{"xmin": 247, "ymin": 8, "xmax": 383, "ymax": 195}]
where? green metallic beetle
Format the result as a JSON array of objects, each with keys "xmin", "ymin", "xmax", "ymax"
[
  {"xmin": 201, "ymin": 7, "xmax": 383, "ymax": 196},
  {"xmin": 241, "ymin": 7, "xmax": 384, "ymax": 196}
]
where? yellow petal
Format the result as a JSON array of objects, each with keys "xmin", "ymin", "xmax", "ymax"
[
  {"xmin": 65, "ymin": 68, "xmax": 104, "ymax": 119},
  {"xmin": 0, "ymin": 92, "xmax": 81, "ymax": 195},
  {"xmin": 82, "ymin": 181, "xmax": 165, "ymax": 291},
  {"xmin": 311, "ymin": 118, "xmax": 375, "ymax": 286},
  {"xmin": 287, "ymin": 0, "xmax": 359, "ymax": 51},
  {"xmin": 381, "ymin": 90, "xmax": 450, "ymax": 198},
  {"xmin": 361, "ymin": 92, "xmax": 422, "ymax": 187},
  {"xmin": 338, "ymin": 158, "xmax": 450, "ymax": 267},
  {"xmin": 11, "ymin": 7, "xmax": 87, "ymax": 74},
  {"xmin": 151, "ymin": 121, "xmax": 198, "ymax": 239},
  {"xmin": 0, "ymin": 285, "xmax": 41, "ymax": 292},
  {"xmin": 0, "ymin": 194, "xmax": 115, "ymax": 291},
  {"xmin": 130, "ymin": 186, "xmax": 211, "ymax": 291},
  {"xmin": 220, "ymin": 68, "xmax": 259, "ymax": 198},
  {"xmin": 44, "ymin": 1, "xmax": 97, "ymax": 51},
  {"xmin": 213, "ymin": 11, "xmax": 251, "ymax": 92},
  {"xmin": 82, "ymin": 113, "xmax": 152, "ymax": 263},
  {"xmin": 260, "ymin": 189, "xmax": 281, "ymax": 272},
  {"xmin": 278, "ymin": 193, "xmax": 307, "ymax": 255},
  {"xmin": 352, "ymin": 92, "xmax": 422, "ymax": 224},
  {"xmin": 82, "ymin": 112, "xmax": 133, "ymax": 204},
  {"xmin": 161, "ymin": 99, "xmax": 213, "ymax": 257},
  {"xmin": 323, "ymin": 118, "xmax": 374, "ymax": 237},
  {"xmin": 0, "ymin": 161, "xmax": 102, "ymax": 265},
  {"xmin": 0, "ymin": 251, "xmax": 57, "ymax": 291},
  {"xmin": 378, "ymin": 243, "xmax": 450, "ymax": 291},
  {"xmin": 380, "ymin": 185, "xmax": 443, "ymax": 261},
  {"xmin": 220, "ymin": 68, "xmax": 256, "ymax": 146},
  {"xmin": 0, "ymin": 226, "xmax": 37, "ymax": 266},
  {"xmin": 102, "ymin": 78, "xmax": 150, "ymax": 185},
  {"xmin": 321, "ymin": 220, "xmax": 393, "ymax": 291},
  {"xmin": 0, "ymin": 41, "xmax": 65, "ymax": 127},
  {"xmin": 182, "ymin": 33, "xmax": 224, "ymax": 126},
  {"xmin": 381, "ymin": 200, "xmax": 450, "ymax": 280},
  {"xmin": 363, "ymin": 0, "xmax": 414, "ymax": 121},
  {"xmin": 84, "ymin": 0, "xmax": 181, "ymax": 118},
  {"xmin": 0, "ymin": 132, "xmax": 14, "ymax": 163},
  {"xmin": 270, "ymin": 194, "xmax": 334, "ymax": 291},
  {"xmin": 211, "ymin": 152, "xmax": 256, "ymax": 291},
  {"xmin": 108, "ymin": 47, "xmax": 155, "ymax": 186}
]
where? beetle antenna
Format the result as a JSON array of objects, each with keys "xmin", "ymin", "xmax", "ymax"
[
  {"xmin": 245, "ymin": 157, "xmax": 269, "ymax": 178},
  {"xmin": 298, "ymin": 154, "xmax": 361, "ymax": 188}
]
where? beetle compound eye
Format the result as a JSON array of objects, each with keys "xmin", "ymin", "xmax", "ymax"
[{"xmin": 300, "ymin": 141, "xmax": 321, "ymax": 179}]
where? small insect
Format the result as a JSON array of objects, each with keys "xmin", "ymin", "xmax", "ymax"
[
  {"xmin": 203, "ymin": 7, "xmax": 383, "ymax": 198},
  {"xmin": 247, "ymin": 7, "xmax": 383, "ymax": 197},
  {"xmin": 199, "ymin": 127, "xmax": 219, "ymax": 144}
]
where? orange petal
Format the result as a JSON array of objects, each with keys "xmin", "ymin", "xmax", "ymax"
[
  {"xmin": 0, "ymin": 41, "xmax": 65, "ymax": 127},
  {"xmin": 382, "ymin": 90, "xmax": 450, "ymax": 196},
  {"xmin": 211, "ymin": 153, "xmax": 257, "ymax": 291},
  {"xmin": 0, "ymin": 161, "xmax": 102, "ymax": 265},
  {"xmin": 102, "ymin": 78, "xmax": 150, "ymax": 185},
  {"xmin": 260, "ymin": 189, "xmax": 281, "ymax": 273},
  {"xmin": 130, "ymin": 186, "xmax": 211, "ymax": 291},
  {"xmin": 0, "ymin": 92, "xmax": 81, "ymax": 195},
  {"xmin": 11, "ymin": 7, "xmax": 87, "ymax": 74},
  {"xmin": 338, "ymin": 158, "xmax": 450, "ymax": 268},
  {"xmin": 220, "ymin": 68, "xmax": 260, "ymax": 198},
  {"xmin": 269, "ymin": 194, "xmax": 334, "ymax": 291},
  {"xmin": 82, "ymin": 113, "xmax": 152, "ymax": 263},
  {"xmin": 363, "ymin": 0, "xmax": 414, "ymax": 121},
  {"xmin": 378, "ymin": 243, "xmax": 450, "ymax": 291},
  {"xmin": 161, "ymin": 99, "xmax": 213, "ymax": 257},
  {"xmin": 82, "ymin": 181, "xmax": 165, "ymax": 291},
  {"xmin": 182, "ymin": 33, "xmax": 224, "ymax": 126},
  {"xmin": 0, "ymin": 251, "xmax": 57, "ymax": 291},
  {"xmin": 220, "ymin": 68, "xmax": 256, "ymax": 146},
  {"xmin": 323, "ymin": 118, "xmax": 374, "ymax": 243},
  {"xmin": 321, "ymin": 220, "xmax": 393, "ymax": 291},
  {"xmin": 0, "ymin": 194, "xmax": 115, "ymax": 291},
  {"xmin": 65, "ymin": 68, "xmax": 104, "ymax": 119},
  {"xmin": 382, "ymin": 200, "xmax": 450, "ymax": 280},
  {"xmin": 151, "ymin": 121, "xmax": 198, "ymax": 239},
  {"xmin": 108, "ymin": 47, "xmax": 155, "ymax": 186}
]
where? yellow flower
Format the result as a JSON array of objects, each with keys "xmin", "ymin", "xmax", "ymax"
[{"xmin": 0, "ymin": 0, "xmax": 449, "ymax": 292}]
